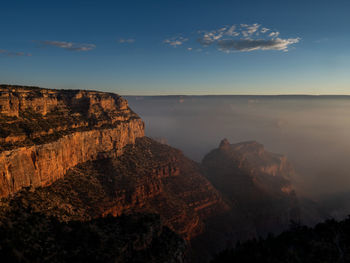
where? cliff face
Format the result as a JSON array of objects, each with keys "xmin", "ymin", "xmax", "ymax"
[
  {"xmin": 201, "ymin": 139, "xmax": 300, "ymax": 237},
  {"xmin": 0, "ymin": 85, "xmax": 228, "ymax": 244},
  {"xmin": 0, "ymin": 85, "xmax": 129, "ymax": 119},
  {"xmin": 0, "ymin": 85, "xmax": 144, "ymax": 197},
  {"xmin": 0, "ymin": 137, "xmax": 228, "ymax": 242},
  {"xmin": 0, "ymin": 86, "xmax": 230, "ymax": 261},
  {"xmin": 0, "ymin": 85, "xmax": 307, "ymax": 261}
]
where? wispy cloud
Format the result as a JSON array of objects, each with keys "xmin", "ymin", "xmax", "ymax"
[
  {"xmin": 261, "ymin": 27, "xmax": 270, "ymax": 34},
  {"xmin": 118, "ymin": 38, "xmax": 135, "ymax": 44},
  {"xmin": 218, "ymin": 38, "xmax": 300, "ymax": 52},
  {"xmin": 241, "ymin": 23, "xmax": 260, "ymax": 37},
  {"xmin": 226, "ymin": 25, "xmax": 240, "ymax": 37},
  {"xmin": 163, "ymin": 36, "xmax": 188, "ymax": 47},
  {"xmin": 196, "ymin": 23, "xmax": 300, "ymax": 52},
  {"xmin": 40, "ymin": 41, "xmax": 96, "ymax": 51},
  {"xmin": 0, "ymin": 49, "xmax": 31, "ymax": 57},
  {"xmin": 197, "ymin": 27, "xmax": 227, "ymax": 46},
  {"xmin": 269, "ymin": 31, "xmax": 280, "ymax": 38}
]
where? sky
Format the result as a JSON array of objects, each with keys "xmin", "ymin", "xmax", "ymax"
[{"xmin": 1, "ymin": 0, "xmax": 350, "ymax": 95}]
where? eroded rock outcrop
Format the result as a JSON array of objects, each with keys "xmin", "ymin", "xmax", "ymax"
[
  {"xmin": 0, "ymin": 137, "xmax": 229, "ymax": 242},
  {"xmin": 0, "ymin": 85, "xmax": 229, "ymax": 245},
  {"xmin": 0, "ymin": 85, "xmax": 144, "ymax": 197},
  {"xmin": 201, "ymin": 139, "xmax": 300, "ymax": 237},
  {"xmin": 97, "ymin": 138, "xmax": 230, "ymax": 240}
]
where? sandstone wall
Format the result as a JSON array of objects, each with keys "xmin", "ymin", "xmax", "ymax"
[
  {"xmin": 0, "ymin": 85, "xmax": 144, "ymax": 197},
  {"xmin": 0, "ymin": 85, "xmax": 128, "ymax": 118}
]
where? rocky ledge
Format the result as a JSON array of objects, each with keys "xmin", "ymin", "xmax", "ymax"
[{"xmin": 0, "ymin": 85, "xmax": 144, "ymax": 197}]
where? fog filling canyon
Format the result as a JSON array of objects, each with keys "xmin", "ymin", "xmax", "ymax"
[{"xmin": 127, "ymin": 95, "xmax": 350, "ymax": 199}]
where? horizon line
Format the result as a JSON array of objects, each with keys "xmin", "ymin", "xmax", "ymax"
[
  {"xmin": 2, "ymin": 83, "xmax": 350, "ymax": 97},
  {"xmin": 123, "ymin": 94, "xmax": 350, "ymax": 97}
]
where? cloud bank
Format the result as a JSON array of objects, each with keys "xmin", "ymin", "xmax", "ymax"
[
  {"xmin": 218, "ymin": 38, "xmax": 300, "ymax": 52},
  {"xmin": 40, "ymin": 41, "xmax": 96, "ymax": 51},
  {"xmin": 165, "ymin": 23, "xmax": 300, "ymax": 53},
  {"xmin": 198, "ymin": 24, "xmax": 300, "ymax": 52}
]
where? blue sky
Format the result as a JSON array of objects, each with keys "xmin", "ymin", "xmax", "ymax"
[{"xmin": 1, "ymin": 0, "xmax": 350, "ymax": 95}]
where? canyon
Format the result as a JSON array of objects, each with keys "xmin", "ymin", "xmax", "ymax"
[
  {"xmin": 0, "ymin": 85, "xmax": 230, "ymax": 262},
  {"xmin": 0, "ymin": 85, "xmax": 228, "ymax": 240},
  {"xmin": 0, "ymin": 85, "xmax": 317, "ymax": 262},
  {"xmin": 0, "ymin": 85, "xmax": 144, "ymax": 197}
]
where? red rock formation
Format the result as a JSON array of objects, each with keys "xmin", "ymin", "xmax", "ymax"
[
  {"xmin": 0, "ymin": 85, "xmax": 129, "ymax": 118},
  {"xmin": 203, "ymin": 139, "xmax": 296, "ymax": 197},
  {"xmin": 0, "ymin": 137, "xmax": 229, "ymax": 243},
  {"xmin": 75, "ymin": 137, "xmax": 230, "ymax": 240},
  {"xmin": 201, "ymin": 139, "xmax": 300, "ymax": 237},
  {"xmin": 0, "ymin": 85, "xmax": 228, "ymax": 243},
  {"xmin": 0, "ymin": 85, "xmax": 144, "ymax": 197}
]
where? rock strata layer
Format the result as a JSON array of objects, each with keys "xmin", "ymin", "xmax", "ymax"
[
  {"xmin": 0, "ymin": 137, "xmax": 229, "ymax": 242},
  {"xmin": 0, "ymin": 85, "xmax": 144, "ymax": 197}
]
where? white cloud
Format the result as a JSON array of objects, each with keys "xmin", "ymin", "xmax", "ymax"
[
  {"xmin": 0, "ymin": 49, "xmax": 31, "ymax": 56},
  {"xmin": 269, "ymin": 31, "xmax": 280, "ymax": 38},
  {"xmin": 198, "ymin": 32, "xmax": 223, "ymax": 45},
  {"xmin": 226, "ymin": 25, "xmax": 240, "ymax": 36},
  {"xmin": 217, "ymin": 38, "xmax": 300, "ymax": 52},
  {"xmin": 40, "ymin": 41, "xmax": 96, "ymax": 51},
  {"xmin": 164, "ymin": 23, "xmax": 300, "ymax": 53},
  {"xmin": 261, "ymin": 27, "xmax": 270, "ymax": 34},
  {"xmin": 163, "ymin": 36, "xmax": 188, "ymax": 47},
  {"xmin": 118, "ymin": 38, "xmax": 135, "ymax": 44},
  {"xmin": 198, "ymin": 24, "xmax": 264, "ymax": 44},
  {"xmin": 196, "ymin": 23, "xmax": 300, "ymax": 53},
  {"xmin": 241, "ymin": 23, "xmax": 260, "ymax": 37}
]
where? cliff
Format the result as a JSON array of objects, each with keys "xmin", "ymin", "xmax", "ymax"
[
  {"xmin": 0, "ymin": 85, "xmax": 307, "ymax": 261},
  {"xmin": 0, "ymin": 137, "xmax": 229, "ymax": 242},
  {"xmin": 0, "ymin": 85, "xmax": 228, "ymax": 243},
  {"xmin": 0, "ymin": 86, "xmax": 231, "ymax": 261},
  {"xmin": 201, "ymin": 139, "xmax": 300, "ymax": 237},
  {"xmin": 0, "ymin": 85, "xmax": 144, "ymax": 197}
]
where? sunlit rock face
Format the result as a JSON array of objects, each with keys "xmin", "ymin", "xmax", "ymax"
[
  {"xmin": 201, "ymin": 139, "xmax": 300, "ymax": 237},
  {"xmin": 0, "ymin": 85, "xmax": 228, "ymax": 243},
  {"xmin": 0, "ymin": 85, "xmax": 144, "ymax": 197},
  {"xmin": 0, "ymin": 85, "xmax": 230, "ymax": 262},
  {"xmin": 0, "ymin": 137, "xmax": 229, "ymax": 242}
]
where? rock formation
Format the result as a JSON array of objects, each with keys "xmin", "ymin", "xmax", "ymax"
[
  {"xmin": 0, "ymin": 85, "xmax": 230, "ymax": 261},
  {"xmin": 0, "ymin": 85, "xmax": 314, "ymax": 262},
  {"xmin": 201, "ymin": 139, "xmax": 300, "ymax": 237},
  {"xmin": 0, "ymin": 85, "xmax": 228, "ymax": 247},
  {"xmin": 0, "ymin": 85, "xmax": 144, "ymax": 197},
  {"xmin": 0, "ymin": 137, "xmax": 229, "ymax": 242}
]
